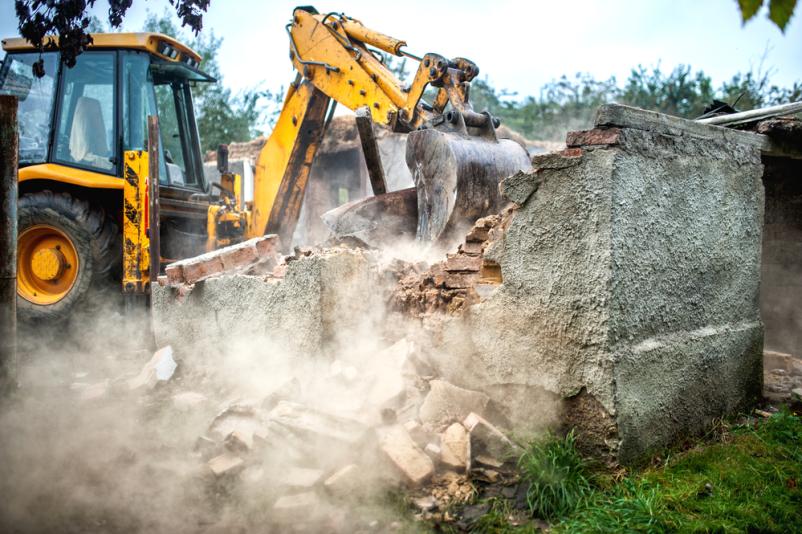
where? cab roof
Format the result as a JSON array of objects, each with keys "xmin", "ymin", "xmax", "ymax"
[{"xmin": 1, "ymin": 32, "xmax": 202, "ymax": 65}]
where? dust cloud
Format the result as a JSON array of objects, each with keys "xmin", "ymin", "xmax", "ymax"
[{"xmin": 0, "ymin": 241, "xmax": 561, "ymax": 533}]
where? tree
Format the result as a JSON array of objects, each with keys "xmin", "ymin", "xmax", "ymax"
[
  {"xmin": 737, "ymin": 0, "xmax": 798, "ymax": 32},
  {"xmin": 143, "ymin": 10, "xmax": 271, "ymax": 152},
  {"xmin": 14, "ymin": 0, "xmax": 210, "ymax": 76}
]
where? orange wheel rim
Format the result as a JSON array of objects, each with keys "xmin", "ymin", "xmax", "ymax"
[{"xmin": 17, "ymin": 225, "xmax": 80, "ymax": 305}]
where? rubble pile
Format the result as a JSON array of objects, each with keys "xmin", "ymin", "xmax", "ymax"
[
  {"xmin": 146, "ymin": 336, "xmax": 529, "ymax": 530},
  {"xmin": 391, "ymin": 213, "xmax": 509, "ymax": 317}
]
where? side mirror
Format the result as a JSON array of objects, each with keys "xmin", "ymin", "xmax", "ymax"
[{"xmin": 217, "ymin": 144, "xmax": 229, "ymax": 174}]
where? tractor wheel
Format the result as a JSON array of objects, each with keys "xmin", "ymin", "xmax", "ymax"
[{"xmin": 16, "ymin": 191, "xmax": 121, "ymax": 324}]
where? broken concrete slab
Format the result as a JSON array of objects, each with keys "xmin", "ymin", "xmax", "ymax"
[
  {"xmin": 463, "ymin": 412, "xmax": 522, "ymax": 459},
  {"xmin": 208, "ymin": 404, "xmax": 266, "ymax": 443},
  {"xmin": 127, "ymin": 346, "xmax": 177, "ymax": 391},
  {"xmin": 440, "ymin": 422, "xmax": 470, "ymax": 472},
  {"xmin": 207, "ymin": 453, "xmax": 245, "ymax": 477},
  {"xmin": 224, "ymin": 430, "xmax": 253, "ymax": 454},
  {"xmin": 418, "ymin": 380, "xmax": 490, "ymax": 429},
  {"xmin": 323, "ymin": 464, "xmax": 361, "ymax": 495},
  {"xmin": 377, "ymin": 425, "xmax": 434, "ymax": 486},
  {"xmin": 269, "ymin": 401, "xmax": 368, "ymax": 446}
]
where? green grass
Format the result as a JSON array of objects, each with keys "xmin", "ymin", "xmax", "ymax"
[
  {"xmin": 517, "ymin": 430, "xmax": 593, "ymax": 520},
  {"xmin": 470, "ymin": 498, "xmax": 538, "ymax": 534},
  {"xmin": 554, "ymin": 409, "xmax": 802, "ymax": 533}
]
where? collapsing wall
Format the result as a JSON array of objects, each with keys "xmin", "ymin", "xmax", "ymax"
[
  {"xmin": 423, "ymin": 105, "xmax": 765, "ymax": 462},
  {"xmin": 154, "ymin": 105, "xmax": 766, "ymax": 464}
]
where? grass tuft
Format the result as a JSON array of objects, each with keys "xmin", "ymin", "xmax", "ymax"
[
  {"xmin": 517, "ymin": 430, "xmax": 593, "ymax": 520},
  {"xmin": 555, "ymin": 408, "xmax": 802, "ymax": 533}
]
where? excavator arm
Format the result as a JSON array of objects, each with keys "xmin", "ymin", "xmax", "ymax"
[{"xmin": 248, "ymin": 6, "xmax": 530, "ymax": 248}]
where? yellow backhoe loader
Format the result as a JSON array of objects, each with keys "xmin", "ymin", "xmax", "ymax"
[{"xmin": 0, "ymin": 6, "xmax": 530, "ymax": 323}]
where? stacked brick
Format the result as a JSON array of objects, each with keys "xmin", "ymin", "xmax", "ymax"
[
  {"xmin": 392, "ymin": 214, "xmax": 506, "ymax": 317},
  {"xmin": 161, "ymin": 235, "xmax": 281, "ymax": 287}
]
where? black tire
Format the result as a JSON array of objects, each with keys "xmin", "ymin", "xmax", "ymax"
[{"xmin": 17, "ymin": 191, "xmax": 121, "ymax": 324}]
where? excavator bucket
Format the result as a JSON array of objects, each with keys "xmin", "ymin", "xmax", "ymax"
[
  {"xmin": 407, "ymin": 113, "xmax": 533, "ymax": 244},
  {"xmin": 323, "ymin": 111, "xmax": 532, "ymax": 249}
]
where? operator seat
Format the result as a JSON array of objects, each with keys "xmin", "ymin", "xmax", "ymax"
[{"xmin": 69, "ymin": 96, "xmax": 112, "ymax": 169}]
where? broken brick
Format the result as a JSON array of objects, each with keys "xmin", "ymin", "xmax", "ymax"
[
  {"xmin": 463, "ymin": 412, "xmax": 523, "ymax": 458},
  {"xmin": 458, "ymin": 240, "xmax": 484, "ymax": 256},
  {"xmin": 180, "ymin": 254, "xmax": 225, "ymax": 285},
  {"xmin": 218, "ymin": 241, "xmax": 258, "ymax": 271},
  {"xmin": 566, "ymin": 127, "xmax": 621, "ymax": 148},
  {"xmin": 444, "ymin": 254, "xmax": 482, "ymax": 273},
  {"xmin": 207, "ymin": 453, "xmax": 245, "ymax": 477},
  {"xmin": 224, "ymin": 430, "xmax": 253, "ymax": 454},
  {"xmin": 440, "ymin": 422, "xmax": 471, "ymax": 472},
  {"xmin": 377, "ymin": 425, "xmax": 434, "ymax": 486},
  {"xmin": 164, "ymin": 264, "xmax": 183, "ymax": 286},
  {"xmin": 255, "ymin": 234, "xmax": 280, "ymax": 258}
]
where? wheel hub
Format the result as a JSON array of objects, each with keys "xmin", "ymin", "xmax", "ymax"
[
  {"xmin": 31, "ymin": 247, "xmax": 68, "ymax": 281},
  {"xmin": 17, "ymin": 225, "xmax": 80, "ymax": 305}
]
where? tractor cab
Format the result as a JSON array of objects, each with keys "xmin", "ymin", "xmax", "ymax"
[
  {"xmin": 0, "ymin": 33, "xmax": 220, "ymax": 321},
  {"xmin": 0, "ymin": 33, "xmax": 214, "ymax": 196}
]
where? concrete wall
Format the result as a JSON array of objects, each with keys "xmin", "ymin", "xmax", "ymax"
[
  {"xmin": 431, "ymin": 117, "xmax": 765, "ymax": 463},
  {"xmin": 152, "ymin": 249, "xmax": 384, "ymax": 359},
  {"xmin": 761, "ymin": 156, "xmax": 802, "ymax": 358}
]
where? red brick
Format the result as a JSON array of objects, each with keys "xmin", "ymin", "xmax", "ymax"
[
  {"xmin": 445, "ymin": 254, "xmax": 482, "ymax": 273},
  {"xmin": 435, "ymin": 272, "xmax": 479, "ymax": 289},
  {"xmin": 465, "ymin": 226, "xmax": 490, "ymax": 243},
  {"xmin": 566, "ymin": 127, "xmax": 621, "ymax": 147},
  {"xmin": 255, "ymin": 235, "xmax": 281, "ymax": 258},
  {"xmin": 219, "ymin": 242, "xmax": 258, "ymax": 270},
  {"xmin": 181, "ymin": 255, "xmax": 225, "ymax": 284},
  {"xmin": 165, "ymin": 265, "xmax": 183, "ymax": 286},
  {"xmin": 458, "ymin": 241, "xmax": 484, "ymax": 256}
]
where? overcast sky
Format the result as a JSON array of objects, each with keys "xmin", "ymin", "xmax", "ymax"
[{"xmin": 2, "ymin": 0, "xmax": 800, "ymax": 103}]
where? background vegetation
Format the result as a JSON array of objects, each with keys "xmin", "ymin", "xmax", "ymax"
[{"xmin": 92, "ymin": 10, "xmax": 802, "ymax": 149}]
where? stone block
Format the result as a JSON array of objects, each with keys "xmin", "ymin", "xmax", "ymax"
[
  {"xmin": 463, "ymin": 412, "xmax": 521, "ymax": 459},
  {"xmin": 207, "ymin": 453, "xmax": 244, "ymax": 477},
  {"xmin": 440, "ymin": 422, "xmax": 470, "ymax": 472},
  {"xmin": 377, "ymin": 425, "xmax": 434, "ymax": 486},
  {"xmin": 323, "ymin": 464, "xmax": 361, "ymax": 494}
]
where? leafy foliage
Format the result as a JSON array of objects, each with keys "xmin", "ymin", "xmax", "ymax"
[
  {"xmin": 517, "ymin": 431, "xmax": 593, "ymax": 520},
  {"xmin": 469, "ymin": 64, "xmax": 801, "ymax": 141},
  {"xmin": 143, "ymin": 10, "xmax": 276, "ymax": 153},
  {"xmin": 15, "ymin": 0, "xmax": 211, "ymax": 77},
  {"xmin": 738, "ymin": 0, "xmax": 799, "ymax": 31}
]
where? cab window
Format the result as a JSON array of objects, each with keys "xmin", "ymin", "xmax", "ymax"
[
  {"xmin": 53, "ymin": 52, "xmax": 117, "ymax": 174},
  {"xmin": 122, "ymin": 51, "xmax": 169, "ymax": 184},
  {"xmin": 0, "ymin": 51, "xmax": 58, "ymax": 165}
]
